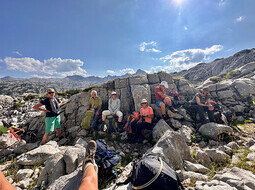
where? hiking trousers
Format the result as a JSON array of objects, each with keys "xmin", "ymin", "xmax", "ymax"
[
  {"xmin": 133, "ymin": 122, "xmax": 152, "ymax": 141},
  {"xmin": 91, "ymin": 109, "xmax": 101, "ymax": 130},
  {"xmin": 191, "ymin": 104, "xmax": 215, "ymax": 123}
]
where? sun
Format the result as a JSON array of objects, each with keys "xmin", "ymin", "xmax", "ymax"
[{"xmin": 173, "ymin": 0, "xmax": 185, "ymax": 5}]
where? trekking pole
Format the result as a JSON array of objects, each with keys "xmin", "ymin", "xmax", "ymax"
[{"xmin": 8, "ymin": 128, "xmax": 21, "ymax": 141}]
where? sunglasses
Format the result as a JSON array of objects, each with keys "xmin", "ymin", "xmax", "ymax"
[{"xmin": 48, "ymin": 92, "xmax": 55, "ymax": 94}]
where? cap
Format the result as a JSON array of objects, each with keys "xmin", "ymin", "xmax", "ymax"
[
  {"xmin": 141, "ymin": 99, "xmax": 148, "ymax": 104},
  {"xmin": 160, "ymin": 81, "xmax": 169, "ymax": 88},
  {"xmin": 111, "ymin": 91, "xmax": 117, "ymax": 95}
]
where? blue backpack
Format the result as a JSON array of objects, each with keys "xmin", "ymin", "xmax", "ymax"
[{"xmin": 95, "ymin": 139, "xmax": 120, "ymax": 171}]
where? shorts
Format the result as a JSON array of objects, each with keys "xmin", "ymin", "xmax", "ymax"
[
  {"xmin": 45, "ymin": 115, "xmax": 61, "ymax": 133},
  {"xmin": 156, "ymin": 100, "xmax": 164, "ymax": 107},
  {"xmin": 156, "ymin": 99, "xmax": 173, "ymax": 107},
  {"xmin": 102, "ymin": 110, "xmax": 123, "ymax": 117}
]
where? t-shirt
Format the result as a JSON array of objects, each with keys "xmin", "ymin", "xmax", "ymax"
[
  {"xmin": 89, "ymin": 96, "xmax": 102, "ymax": 109},
  {"xmin": 140, "ymin": 106, "xmax": 154, "ymax": 124},
  {"xmin": 155, "ymin": 86, "xmax": 166, "ymax": 101},
  {"xmin": 40, "ymin": 97, "xmax": 60, "ymax": 117},
  {"xmin": 192, "ymin": 93, "xmax": 211, "ymax": 104},
  {"xmin": 108, "ymin": 98, "xmax": 120, "ymax": 114}
]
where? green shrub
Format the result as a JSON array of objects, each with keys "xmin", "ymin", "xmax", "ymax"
[
  {"xmin": 24, "ymin": 94, "xmax": 38, "ymax": 101},
  {"xmin": 13, "ymin": 102, "xmax": 24, "ymax": 108},
  {"xmin": 210, "ymin": 76, "xmax": 222, "ymax": 83}
]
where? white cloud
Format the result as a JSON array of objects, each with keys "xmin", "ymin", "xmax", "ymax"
[
  {"xmin": 106, "ymin": 70, "xmax": 115, "ymax": 74},
  {"xmin": 235, "ymin": 16, "xmax": 245, "ymax": 22},
  {"xmin": 4, "ymin": 57, "xmax": 87, "ymax": 77},
  {"xmin": 12, "ymin": 51, "xmax": 22, "ymax": 56},
  {"xmin": 219, "ymin": 0, "xmax": 227, "ymax": 6},
  {"xmin": 120, "ymin": 68, "xmax": 135, "ymax": 75},
  {"xmin": 145, "ymin": 45, "xmax": 224, "ymax": 73},
  {"xmin": 184, "ymin": 26, "xmax": 188, "ymax": 31},
  {"xmin": 139, "ymin": 41, "xmax": 161, "ymax": 53}
]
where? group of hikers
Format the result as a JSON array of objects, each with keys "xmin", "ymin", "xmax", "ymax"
[
  {"xmin": 0, "ymin": 81, "xmax": 217, "ymax": 190},
  {"xmin": 31, "ymin": 81, "xmax": 216, "ymax": 145}
]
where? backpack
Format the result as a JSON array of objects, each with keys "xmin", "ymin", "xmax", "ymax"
[
  {"xmin": 95, "ymin": 139, "xmax": 120, "ymax": 170},
  {"xmin": 81, "ymin": 110, "xmax": 94, "ymax": 129},
  {"xmin": 102, "ymin": 115, "xmax": 118, "ymax": 134},
  {"xmin": 124, "ymin": 112, "xmax": 140, "ymax": 134},
  {"xmin": 169, "ymin": 91, "xmax": 181, "ymax": 101},
  {"xmin": 132, "ymin": 154, "xmax": 184, "ymax": 190}
]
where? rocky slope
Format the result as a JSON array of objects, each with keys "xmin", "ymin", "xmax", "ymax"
[{"xmin": 178, "ymin": 48, "xmax": 255, "ymax": 82}]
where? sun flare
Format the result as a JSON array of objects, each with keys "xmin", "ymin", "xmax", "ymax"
[{"xmin": 173, "ymin": 0, "xmax": 185, "ymax": 5}]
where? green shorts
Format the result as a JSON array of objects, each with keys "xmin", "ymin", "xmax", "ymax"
[{"xmin": 45, "ymin": 115, "xmax": 61, "ymax": 133}]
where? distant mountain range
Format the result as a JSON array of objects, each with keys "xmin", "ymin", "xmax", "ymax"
[{"xmin": 0, "ymin": 69, "xmax": 147, "ymax": 96}]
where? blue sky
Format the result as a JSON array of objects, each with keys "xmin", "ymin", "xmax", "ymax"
[{"xmin": 0, "ymin": 0, "xmax": 254, "ymax": 78}]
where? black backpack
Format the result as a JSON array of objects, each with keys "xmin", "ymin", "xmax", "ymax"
[{"xmin": 132, "ymin": 154, "xmax": 184, "ymax": 190}]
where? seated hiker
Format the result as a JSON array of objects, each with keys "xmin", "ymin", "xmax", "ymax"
[
  {"xmin": 102, "ymin": 91, "xmax": 123, "ymax": 124},
  {"xmin": 155, "ymin": 81, "xmax": 177, "ymax": 120},
  {"xmin": 191, "ymin": 87, "xmax": 215, "ymax": 124},
  {"xmin": 89, "ymin": 90, "xmax": 102, "ymax": 131},
  {"xmin": 1, "ymin": 119, "xmax": 25, "ymax": 136},
  {"xmin": 33, "ymin": 88, "xmax": 63, "ymax": 145},
  {"xmin": 79, "ymin": 140, "xmax": 98, "ymax": 190},
  {"xmin": 133, "ymin": 99, "xmax": 154, "ymax": 143}
]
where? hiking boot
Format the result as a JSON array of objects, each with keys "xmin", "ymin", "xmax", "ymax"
[
  {"xmin": 169, "ymin": 106, "xmax": 178, "ymax": 113},
  {"xmin": 82, "ymin": 140, "xmax": 97, "ymax": 172}
]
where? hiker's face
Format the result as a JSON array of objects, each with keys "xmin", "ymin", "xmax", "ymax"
[
  {"xmin": 201, "ymin": 91, "xmax": 208, "ymax": 97},
  {"xmin": 141, "ymin": 103, "xmax": 147, "ymax": 108},
  {"xmin": 112, "ymin": 94, "xmax": 117, "ymax": 99},
  {"xmin": 48, "ymin": 91, "xmax": 55, "ymax": 98},
  {"xmin": 160, "ymin": 85, "xmax": 166, "ymax": 91},
  {"xmin": 92, "ymin": 92, "xmax": 97, "ymax": 98}
]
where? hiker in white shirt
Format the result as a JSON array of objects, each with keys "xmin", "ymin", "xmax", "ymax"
[{"xmin": 102, "ymin": 91, "xmax": 123, "ymax": 122}]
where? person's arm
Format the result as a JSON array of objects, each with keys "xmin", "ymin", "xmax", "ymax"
[
  {"xmin": 33, "ymin": 103, "xmax": 50, "ymax": 113},
  {"xmin": 156, "ymin": 90, "xmax": 168, "ymax": 99},
  {"xmin": 196, "ymin": 96, "xmax": 209, "ymax": 107}
]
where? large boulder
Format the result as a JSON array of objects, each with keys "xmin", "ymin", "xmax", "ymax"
[
  {"xmin": 131, "ymin": 84, "xmax": 151, "ymax": 111},
  {"xmin": 213, "ymin": 167, "xmax": 255, "ymax": 190},
  {"xmin": 16, "ymin": 141, "xmax": 60, "ymax": 166},
  {"xmin": 16, "ymin": 169, "xmax": 34, "ymax": 181},
  {"xmin": 0, "ymin": 133, "xmax": 18, "ymax": 149},
  {"xmin": 147, "ymin": 130, "xmax": 192, "ymax": 170},
  {"xmin": 205, "ymin": 149, "xmax": 230, "ymax": 163},
  {"xmin": 152, "ymin": 119, "xmax": 173, "ymax": 142},
  {"xmin": 184, "ymin": 160, "xmax": 210, "ymax": 174},
  {"xmin": 198, "ymin": 123, "xmax": 233, "ymax": 140},
  {"xmin": 37, "ymin": 152, "xmax": 65, "ymax": 187},
  {"xmin": 195, "ymin": 180, "xmax": 237, "ymax": 190},
  {"xmin": 0, "ymin": 95, "xmax": 13, "ymax": 106}
]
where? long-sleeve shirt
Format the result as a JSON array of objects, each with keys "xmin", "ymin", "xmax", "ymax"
[{"xmin": 108, "ymin": 98, "xmax": 121, "ymax": 114}]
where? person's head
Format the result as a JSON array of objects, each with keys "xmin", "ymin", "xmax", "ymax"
[
  {"xmin": 111, "ymin": 91, "xmax": 117, "ymax": 100},
  {"xmin": 91, "ymin": 90, "xmax": 97, "ymax": 98},
  {"xmin": 141, "ymin": 99, "xmax": 148, "ymax": 108},
  {"xmin": 200, "ymin": 87, "xmax": 210, "ymax": 97},
  {"xmin": 47, "ymin": 88, "xmax": 55, "ymax": 98},
  {"xmin": 159, "ymin": 81, "xmax": 168, "ymax": 91}
]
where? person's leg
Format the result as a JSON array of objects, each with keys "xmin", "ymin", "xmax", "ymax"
[
  {"xmin": 41, "ymin": 133, "xmax": 50, "ymax": 145},
  {"xmin": 159, "ymin": 102, "xmax": 166, "ymax": 115},
  {"xmin": 196, "ymin": 106, "xmax": 206, "ymax": 124},
  {"xmin": 0, "ymin": 170, "xmax": 16, "ymax": 190},
  {"xmin": 91, "ymin": 110, "xmax": 100, "ymax": 130},
  {"xmin": 54, "ymin": 115, "xmax": 62, "ymax": 138},
  {"xmin": 42, "ymin": 117, "xmax": 55, "ymax": 145},
  {"xmin": 102, "ymin": 110, "xmax": 110, "ymax": 121},
  {"xmin": 164, "ymin": 97, "xmax": 172, "ymax": 106},
  {"xmin": 205, "ymin": 107, "xmax": 215, "ymax": 122},
  {"xmin": 79, "ymin": 140, "xmax": 98, "ymax": 190}
]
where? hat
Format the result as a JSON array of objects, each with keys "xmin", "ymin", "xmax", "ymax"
[
  {"xmin": 141, "ymin": 99, "xmax": 148, "ymax": 104},
  {"xmin": 160, "ymin": 81, "xmax": 169, "ymax": 88},
  {"xmin": 111, "ymin": 91, "xmax": 117, "ymax": 95}
]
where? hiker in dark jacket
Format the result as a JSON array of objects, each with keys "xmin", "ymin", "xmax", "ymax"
[
  {"xmin": 191, "ymin": 87, "xmax": 215, "ymax": 124},
  {"xmin": 33, "ymin": 88, "xmax": 63, "ymax": 145}
]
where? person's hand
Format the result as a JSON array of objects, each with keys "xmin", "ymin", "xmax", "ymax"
[
  {"xmin": 208, "ymin": 106, "xmax": 214, "ymax": 111},
  {"xmin": 21, "ymin": 129, "xmax": 25, "ymax": 133},
  {"xmin": 170, "ymin": 96, "xmax": 174, "ymax": 100},
  {"xmin": 43, "ymin": 110, "xmax": 50, "ymax": 113},
  {"xmin": 96, "ymin": 111, "xmax": 99, "ymax": 116},
  {"xmin": 112, "ymin": 113, "xmax": 115, "ymax": 116}
]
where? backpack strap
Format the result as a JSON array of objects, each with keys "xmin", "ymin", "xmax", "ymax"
[{"xmin": 132, "ymin": 157, "xmax": 163, "ymax": 190}]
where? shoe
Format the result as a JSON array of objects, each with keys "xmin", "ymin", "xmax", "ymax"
[
  {"xmin": 169, "ymin": 106, "xmax": 178, "ymax": 113},
  {"xmin": 82, "ymin": 140, "xmax": 97, "ymax": 172}
]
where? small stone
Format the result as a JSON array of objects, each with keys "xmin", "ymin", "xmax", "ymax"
[
  {"xmin": 247, "ymin": 152, "xmax": 255, "ymax": 161},
  {"xmin": 16, "ymin": 169, "xmax": 34, "ymax": 181}
]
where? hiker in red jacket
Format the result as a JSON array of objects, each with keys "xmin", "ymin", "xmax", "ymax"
[{"xmin": 155, "ymin": 81, "xmax": 177, "ymax": 120}]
